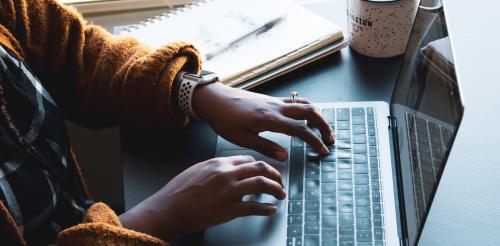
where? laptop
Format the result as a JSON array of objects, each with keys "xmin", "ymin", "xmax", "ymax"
[{"xmin": 204, "ymin": 1, "xmax": 463, "ymax": 245}]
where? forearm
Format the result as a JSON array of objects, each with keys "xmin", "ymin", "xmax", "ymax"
[{"xmin": 0, "ymin": 0, "xmax": 201, "ymax": 128}]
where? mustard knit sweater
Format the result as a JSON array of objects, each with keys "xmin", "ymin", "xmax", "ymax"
[{"xmin": 0, "ymin": 0, "xmax": 202, "ymax": 244}]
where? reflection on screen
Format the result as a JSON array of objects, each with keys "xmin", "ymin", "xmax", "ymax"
[{"xmin": 390, "ymin": 2, "xmax": 464, "ymax": 245}]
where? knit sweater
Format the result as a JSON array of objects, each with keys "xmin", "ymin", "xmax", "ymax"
[{"xmin": 0, "ymin": 0, "xmax": 202, "ymax": 244}]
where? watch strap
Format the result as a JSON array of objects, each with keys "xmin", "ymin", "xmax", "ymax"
[{"xmin": 178, "ymin": 72, "xmax": 201, "ymax": 119}]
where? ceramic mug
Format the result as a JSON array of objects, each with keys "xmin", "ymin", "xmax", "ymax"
[{"xmin": 347, "ymin": 0, "xmax": 420, "ymax": 58}]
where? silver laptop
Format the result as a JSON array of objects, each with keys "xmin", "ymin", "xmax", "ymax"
[{"xmin": 205, "ymin": 1, "xmax": 463, "ymax": 245}]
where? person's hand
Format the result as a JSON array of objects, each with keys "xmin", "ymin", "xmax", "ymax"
[
  {"xmin": 192, "ymin": 82, "xmax": 335, "ymax": 161},
  {"xmin": 119, "ymin": 155, "xmax": 286, "ymax": 241}
]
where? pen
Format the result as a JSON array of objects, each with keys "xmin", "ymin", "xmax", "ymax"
[{"xmin": 205, "ymin": 16, "xmax": 285, "ymax": 60}]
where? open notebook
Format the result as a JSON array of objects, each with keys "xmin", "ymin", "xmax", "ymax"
[{"xmin": 120, "ymin": 0, "xmax": 346, "ymax": 89}]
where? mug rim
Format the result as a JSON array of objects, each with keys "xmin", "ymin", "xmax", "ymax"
[{"xmin": 361, "ymin": 0, "xmax": 401, "ymax": 3}]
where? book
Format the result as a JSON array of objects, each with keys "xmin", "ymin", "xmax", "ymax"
[{"xmin": 119, "ymin": 0, "xmax": 346, "ymax": 89}]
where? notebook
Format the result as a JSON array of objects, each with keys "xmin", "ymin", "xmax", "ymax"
[{"xmin": 119, "ymin": 0, "xmax": 346, "ymax": 89}]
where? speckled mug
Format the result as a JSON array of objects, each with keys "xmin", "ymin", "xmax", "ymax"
[{"xmin": 347, "ymin": 0, "xmax": 420, "ymax": 58}]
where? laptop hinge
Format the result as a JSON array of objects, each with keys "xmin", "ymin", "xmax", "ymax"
[{"xmin": 387, "ymin": 116, "xmax": 410, "ymax": 245}]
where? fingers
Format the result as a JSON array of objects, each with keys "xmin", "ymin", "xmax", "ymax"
[
  {"xmin": 262, "ymin": 116, "xmax": 329, "ymax": 155},
  {"xmin": 233, "ymin": 176, "xmax": 286, "ymax": 200},
  {"xmin": 231, "ymin": 201, "xmax": 278, "ymax": 217},
  {"xmin": 239, "ymin": 132, "xmax": 288, "ymax": 161},
  {"xmin": 224, "ymin": 155, "xmax": 256, "ymax": 165},
  {"xmin": 230, "ymin": 161, "xmax": 283, "ymax": 187},
  {"xmin": 281, "ymin": 103, "xmax": 335, "ymax": 145}
]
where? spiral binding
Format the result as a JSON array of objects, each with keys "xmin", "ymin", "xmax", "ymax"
[{"xmin": 121, "ymin": 0, "xmax": 213, "ymax": 33}]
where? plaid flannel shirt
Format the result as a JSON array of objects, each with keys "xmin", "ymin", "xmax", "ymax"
[{"xmin": 0, "ymin": 45, "xmax": 93, "ymax": 244}]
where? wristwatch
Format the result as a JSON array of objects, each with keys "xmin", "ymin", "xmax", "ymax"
[{"xmin": 177, "ymin": 70, "xmax": 219, "ymax": 119}]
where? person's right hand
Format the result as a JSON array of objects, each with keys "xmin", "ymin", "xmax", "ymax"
[{"xmin": 119, "ymin": 155, "xmax": 286, "ymax": 241}]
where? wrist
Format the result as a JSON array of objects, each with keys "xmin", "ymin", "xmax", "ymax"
[{"xmin": 191, "ymin": 82, "xmax": 224, "ymax": 120}]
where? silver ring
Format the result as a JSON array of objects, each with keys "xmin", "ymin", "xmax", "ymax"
[{"xmin": 290, "ymin": 91, "xmax": 299, "ymax": 103}]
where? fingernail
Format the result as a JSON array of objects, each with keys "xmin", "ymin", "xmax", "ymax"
[
  {"xmin": 281, "ymin": 190, "xmax": 287, "ymax": 199},
  {"xmin": 321, "ymin": 145, "xmax": 329, "ymax": 155},
  {"xmin": 275, "ymin": 150, "xmax": 288, "ymax": 161}
]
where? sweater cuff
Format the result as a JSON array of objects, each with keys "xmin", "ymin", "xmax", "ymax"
[
  {"xmin": 57, "ymin": 203, "xmax": 167, "ymax": 245},
  {"xmin": 122, "ymin": 41, "xmax": 202, "ymax": 128}
]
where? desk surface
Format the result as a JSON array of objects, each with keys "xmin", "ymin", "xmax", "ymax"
[{"xmin": 122, "ymin": 0, "xmax": 500, "ymax": 245}]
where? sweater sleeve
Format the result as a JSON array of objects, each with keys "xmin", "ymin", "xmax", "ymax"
[
  {"xmin": 57, "ymin": 203, "xmax": 168, "ymax": 245},
  {"xmin": 0, "ymin": 0, "xmax": 202, "ymax": 128}
]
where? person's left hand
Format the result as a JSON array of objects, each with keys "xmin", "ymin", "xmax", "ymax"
[{"xmin": 192, "ymin": 82, "xmax": 335, "ymax": 161}]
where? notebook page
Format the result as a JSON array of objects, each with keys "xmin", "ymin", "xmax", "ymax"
[{"xmin": 121, "ymin": 0, "xmax": 341, "ymax": 82}]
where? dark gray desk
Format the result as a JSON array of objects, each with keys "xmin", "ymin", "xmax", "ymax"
[{"xmin": 122, "ymin": 0, "xmax": 500, "ymax": 245}]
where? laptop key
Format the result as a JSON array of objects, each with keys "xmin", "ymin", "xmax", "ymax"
[
  {"xmin": 338, "ymin": 159, "xmax": 352, "ymax": 169},
  {"xmin": 353, "ymin": 135, "xmax": 366, "ymax": 144},
  {"xmin": 322, "ymin": 215, "xmax": 337, "ymax": 228},
  {"xmin": 340, "ymin": 241, "xmax": 354, "ymax": 246},
  {"xmin": 374, "ymin": 228, "xmax": 384, "ymax": 240},
  {"xmin": 305, "ymin": 189, "xmax": 320, "ymax": 199},
  {"xmin": 322, "ymin": 194, "xmax": 336, "ymax": 205},
  {"xmin": 288, "ymin": 214, "xmax": 303, "ymax": 225},
  {"xmin": 289, "ymin": 201, "xmax": 303, "ymax": 214},
  {"xmin": 356, "ymin": 230, "xmax": 372, "ymax": 242},
  {"xmin": 374, "ymin": 215, "xmax": 383, "ymax": 227},
  {"xmin": 339, "ymin": 202, "xmax": 353, "ymax": 213},
  {"xmin": 304, "ymin": 235, "xmax": 320, "ymax": 246},
  {"xmin": 306, "ymin": 148, "xmax": 320, "ymax": 160},
  {"xmin": 352, "ymin": 116, "xmax": 364, "ymax": 125},
  {"xmin": 339, "ymin": 228, "xmax": 354, "ymax": 241},
  {"xmin": 289, "ymin": 148, "xmax": 304, "ymax": 200},
  {"xmin": 369, "ymin": 146, "xmax": 378, "ymax": 157},
  {"xmin": 321, "ymin": 162, "xmax": 336, "ymax": 172},
  {"xmin": 336, "ymin": 139, "xmax": 352, "ymax": 149},
  {"xmin": 305, "ymin": 212, "xmax": 320, "ymax": 223},
  {"xmin": 371, "ymin": 180, "xmax": 380, "ymax": 190},
  {"xmin": 370, "ymin": 157, "xmax": 379, "ymax": 168},
  {"xmin": 338, "ymin": 170, "xmax": 352, "ymax": 180},
  {"xmin": 356, "ymin": 218, "xmax": 372, "ymax": 230},
  {"xmin": 368, "ymin": 126, "xmax": 376, "ymax": 136},
  {"xmin": 338, "ymin": 180, "xmax": 353, "ymax": 191},
  {"xmin": 373, "ymin": 202, "xmax": 382, "ymax": 214},
  {"xmin": 369, "ymin": 136, "xmax": 377, "ymax": 146},
  {"xmin": 305, "ymin": 199, "xmax": 320, "ymax": 211},
  {"xmin": 339, "ymin": 191, "xmax": 353, "ymax": 203},
  {"xmin": 321, "ymin": 152, "xmax": 336, "ymax": 162},
  {"xmin": 321, "ymin": 172, "xmax": 337, "ymax": 183},
  {"xmin": 371, "ymin": 168, "xmax": 380, "ymax": 179},
  {"xmin": 375, "ymin": 240, "xmax": 384, "ymax": 246},
  {"xmin": 287, "ymin": 225, "xmax": 302, "ymax": 237},
  {"xmin": 305, "ymin": 167, "xmax": 320, "ymax": 178},
  {"xmin": 322, "ymin": 205, "xmax": 337, "ymax": 216},
  {"xmin": 367, "ymin": 116, "xmax": 375, "ymax": 126},
  {"xmin": 355, "ymin": 185, "xmax": 369, "ymax": 196},
  {"xmin": 305, "ymin": 178, "xmax": 320, "ymax": 190},
  {"xmin": 367, "ymin": 107, "xmax": 374, "ymax": 116},
  {"xmin": 322, "ymin": 183, "xmax": 336, "ymax": 194},
  {"xmin": 339, "ymin": 213, "xmax": 354, "ymax": 227},
  {"xmin": 372, "ymin": 191, "xmax": 381, "ymax": 202},
  {"xmin": 353, "ymin": 144, "xmax": 367, "ymax": 154},
  {"xmin": 356, "ymin": 207, "xmax": 371, "ymax": 218},
  {"xmin": 322, "ymin": 228, "xmax": 337, "ymax": 241},
  {"xmin": 355, "ymin": 196, "xmax": 370, "ymax": 207},
  {"xmin": 337, "ymin": 121, "xmax": 350, "ymax": 130},
  {"xmin": 287, "ymin": 237, "xmax": 303, "ymax": 246},
  {"xmin": 354, "ymin": 164, "xmax": 369, "ymax": 174},
  {"xmin": 355, "ymin": 174, "xmax": 369, "ymax": 185},
  {"xmin": 337, "ymin": 108, "xmax": 350, "ymax": 121},
  {"xmin": 337, "ymin": 130, "xmax": 351, "ymax": 140},
  {"xmin": 354, "ymin": 154, "xmax": 368, "ymax": 164},
  {"xmin": 304, "ymin": 222, "xmax": 320, "ymax": 234}
]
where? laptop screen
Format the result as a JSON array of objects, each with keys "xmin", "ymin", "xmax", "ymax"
[{"xmin": 389, "ymin": 0, "xmax": 464, "ymax": 244}]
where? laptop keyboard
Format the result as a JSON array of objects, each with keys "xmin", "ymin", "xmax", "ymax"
[
  {"xmin": 287, "ymin": 107, "xmax": 385, "ymax": 246},
  {"xmin": 405, "ymin": 112, "xmax": 453, "ymax": 227}
]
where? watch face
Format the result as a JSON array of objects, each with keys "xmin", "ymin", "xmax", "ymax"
[{"xmin": 183, "ymin": 70, "xmax": 219, "ymax": 84}]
